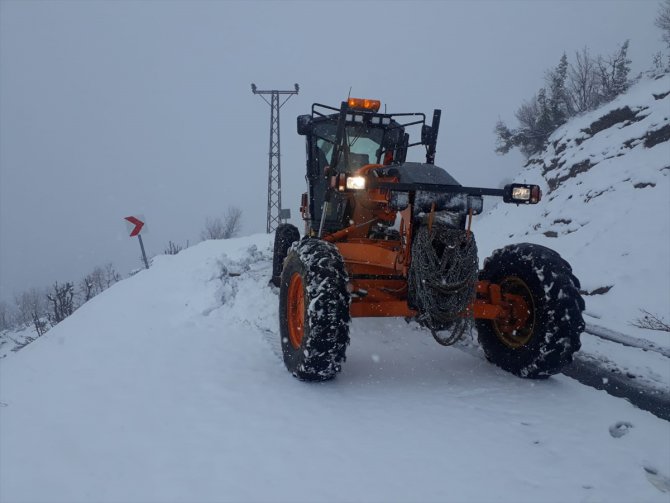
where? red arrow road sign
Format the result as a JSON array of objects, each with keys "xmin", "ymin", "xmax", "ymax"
[{"xmin": 125, "ymin": 216, "xmax": 145, "ymax": 237}]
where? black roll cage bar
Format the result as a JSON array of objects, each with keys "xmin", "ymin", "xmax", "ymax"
[{"xmin": 309, "ymin": 102, "xmax": 441, "ymax": 167}]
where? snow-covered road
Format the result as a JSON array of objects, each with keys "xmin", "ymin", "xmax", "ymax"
[{"xmin": 1, "ymin": 235, "xmax": 668, "ymax": 502}]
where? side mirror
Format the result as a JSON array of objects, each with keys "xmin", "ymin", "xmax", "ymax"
[
  {"xmin": 421, "ymin": 110, "xmax": 441, "ymax": 146},
  {"xmin": 421, "ymin": 124, "xmax": 435, "ymax": 145},
  {"xmin": 503, "ymin": 184, "xmax": 542, "ymax": 204},
  {"xmin": 467, "ymin": 195, "xmax": 483, "ymax": 214},
  {"xmin": 297, "ymin": 115, "xmax": 312, "ymax": 136}
]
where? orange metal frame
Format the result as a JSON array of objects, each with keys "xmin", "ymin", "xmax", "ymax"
[{"xmin": 317, "ymin": 165, "xmax": 529, "ymax": 326}]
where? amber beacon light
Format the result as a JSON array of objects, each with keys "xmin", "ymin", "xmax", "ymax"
[{"xmin": 347, "ymin": 97, "xmax": 381, "ymax": 112}]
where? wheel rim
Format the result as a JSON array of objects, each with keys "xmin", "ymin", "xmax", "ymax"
[
  {"xmin": 493, "ymin": 276, "xmax": 535, "ymax": 349},
  {"xmin": 287, "ymin": 272, "xmax": 305, "ymax": 349}
]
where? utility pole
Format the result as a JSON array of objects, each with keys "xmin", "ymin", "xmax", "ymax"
[{"xmin": 251, "ymin": 83, "xmax": 299, "ymax": 233}]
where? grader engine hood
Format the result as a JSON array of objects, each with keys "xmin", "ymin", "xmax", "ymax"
[
  {"xmin": 368, "ymin": 162, "xmax": 483, "ymax": 215},
  {"xmin": 374, "ymin": 162, "xmax": 461, "ymax": 186}
]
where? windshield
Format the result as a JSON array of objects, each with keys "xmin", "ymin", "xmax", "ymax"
[{"xmin": 313, "ymin": 121, "xmax": 385, "ymax": 173}]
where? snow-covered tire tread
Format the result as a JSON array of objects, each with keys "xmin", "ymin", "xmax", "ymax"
[
  {"xmin": 279, "ymin": 239, "xmax": 350, "ymax": 381},
  {"xmin": 476, "ymin": 243, "xmax": 585, "ymax": 379}
]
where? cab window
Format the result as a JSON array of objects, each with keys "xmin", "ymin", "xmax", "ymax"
[{"xmin": 312, "ymin": 122, "xmax": 384, "ymax": 173}]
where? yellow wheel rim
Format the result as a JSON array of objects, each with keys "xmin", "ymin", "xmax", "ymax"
[{"xmin": 493, "ymin": 277, "xmax": 535, "ymax": 349}]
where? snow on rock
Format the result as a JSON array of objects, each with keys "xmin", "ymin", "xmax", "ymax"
[
  {"xmin": 1, "ymin": 233, "xmax": 669, "ymax": 503},
  {"xmin": 475, "ymin": 73, "xmax": 670, "ymax": 351}
]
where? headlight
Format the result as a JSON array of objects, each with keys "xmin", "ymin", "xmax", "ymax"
[
  {"xmin": 512, "ymin": 186, "xmax": 531, "ymax": 201},
  {"xmin": 503, "ymin": 183, "xmax": 542, "ymax": 204},
  {"xmin": 346, "ymin": 176, "xmax": 366, "ymax": 190}
]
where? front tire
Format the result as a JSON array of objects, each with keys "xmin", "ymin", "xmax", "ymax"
[
  {"xmin": 476, "ymin": 243, "xmax": 584, "ymax": 378},
  {"xmin": 279, "ymin": 239, "xmax": 350, "ymax": 381},
  {"xmin": 271, "ymin": 224, "xmax": 300, "ymax": 287}
]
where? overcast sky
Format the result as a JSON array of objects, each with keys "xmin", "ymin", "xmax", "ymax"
[{"xmin": 0, "ymin": 0, "xmax": 665, "ymax": 303}]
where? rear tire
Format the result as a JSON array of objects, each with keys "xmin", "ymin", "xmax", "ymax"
[
  {"xmin": 279, "ymin": 239, "xmax": 350, "ymax": 381},
  {"xmin": 271, "ymin": 224, "xmax": 300, "ymax": 287},
  {"xmin": 476, "ymin": 243, "xmax": 584, "ymax": 378}
]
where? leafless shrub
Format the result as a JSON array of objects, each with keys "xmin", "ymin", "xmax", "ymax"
[
  {"xmin": 630, "ymin": 309, "xmax": 670, "ymax": 332},
  {"xmin": 47, "ymin": 282, "xmax": 75, "ymax": 326},
  {"xmin": 568, "ymin": 47, "xmax": 601, "ymax": 113},
  {"xmin": 104, "ymin": 263, "xmax": 121, "ymax": 288},
  {"xmin": 201, "ymin": 217, "xmax": 225, "ymax": 240},
  {"xmin": 14, "ymin": 288, "xmax": 47, "ymax": 332},
  {"xmin": 80, "ymin": 263, "xmax": 121, "ymax": 303},
  {"xmin": 201, "ymin": 206, "xmax": 243, "ymax": 240},
  {"xmin": 32, "ymin": 314, "xmax": 48, "ymax": 337},
  {"xmin": 164, "ymin": 241, "xmax": 183, "ymax": 255},
  {"xmin": 80, "ymin": 266, "xmax": 105, "ymax": 302}
]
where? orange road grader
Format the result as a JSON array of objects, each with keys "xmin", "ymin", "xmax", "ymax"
[{"xmin": 272, "ymin": 98, "xmax": 584, "ymax": 381}]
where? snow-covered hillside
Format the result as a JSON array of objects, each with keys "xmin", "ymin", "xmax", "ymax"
[
  {"xmin": 476, "ymin": 74, "xmax": 670, "ymax": 348},
  {"xmin": 1, "ymin": 234, "xmax": 669, "ymax": 502}
]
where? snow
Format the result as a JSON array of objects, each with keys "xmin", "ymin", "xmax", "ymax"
[
  {"xmin": 1, "ymin": 234, "xmax": 669, "ymax": 502},
  {"xmin": 2, "ymin": 75, "xmax": 670, "ymax": 502},
  {"xmin": 579, "ymin": 335, "xmax": 669, "ymax": 392}
]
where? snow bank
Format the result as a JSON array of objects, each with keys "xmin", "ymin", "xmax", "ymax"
[{"xmin": 1, "ymin": 233, "xmax": 669, "ymax": 502}]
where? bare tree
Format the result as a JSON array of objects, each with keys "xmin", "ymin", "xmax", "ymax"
[
  {"xmin": 222, "ymin": 206, "xmax": 242, "ymax": 238},
  {"xmin": 14, "ymin": 289, "xmax": 43, "ymax": 327},
  {"xmin": 80, "ymin": 272, "xmax": 98, "ymax": 303},
  {"xmin": 80, "ymin": 266, "xmax": 105, "ymax": 303},
  {"xmin": 14, "ymin": 288, "xmax": 48, "ymax": 335},
  {"xmin": 104, "ymin": 263, "xmax": 121, "ymax": 288},
  {"xmin": 568, "ymin": 47, "xmax": 601, "ymax": 113},
  {"xmin": 79, "ymin": 278, "xmax": 94, "ymax": 304},
  {"xmin": 201, "ymin": 217, "xmax": 225, "ymax": 240},
  {"xmin": 201, "ymin": 206, "xmax": 243, "ymax": 240},
  {"xmin": 656, "ymin": 0, "xmax": 670, "ymax": 49},
  {"xmin": 495, "ymin": 89, "xmax": 556, "ymax": 157},
  {"xmin": 514, "ymin": 97, "xmax": 541, "ymax": 134},
  {"xmin": 47, "ymin": 282, "xmax": 75, "ymax": 326},
  {"xmin": 32, "ymin": 313, "xmax": 48, "ymax": 337},
  {"xmin": 79, "ymin": 262, "xmax": 121, "ymax": 304},
  {"xmin": 652, "ymin": 51, "xmax": 666, "ymax": 74}
]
